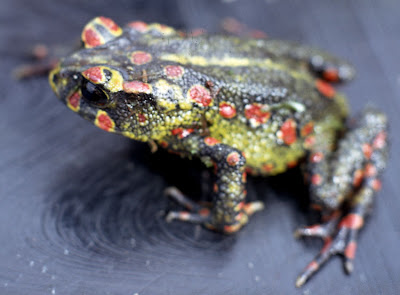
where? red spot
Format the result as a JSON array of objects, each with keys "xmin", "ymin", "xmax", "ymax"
[
  {"xmin": 301, "ymin": 121, "xmax": 314, "ymax": 137},
  {"xmin": 306, "ymin": 261, "xmax": 319, "ymax": 271},
  {"xmin": 68, "ymin": 92, "xmax": 80, "ymax": 109},
  {"xmin": 213, "ymin": 183, "xmax": 218, "ymax": 193},
  {"xmin": 198, "ymin": 208, "xmax": 210, "ymax": 217},
  {"xmin": 353, "ymin": 169, "xmax": 364, "ymax": 187},
  {"xmin": 204, "ymin": 137, "xmax": 220, "ymax": 146},
  {"xmin": 310, "ymin": 203, "xmax": 323, "ymax": 211},
  {"xmin": 83, "ymin": 67, "xmax": 103, "ymax": 83},
  {"xmin": 316, "ymin": 79, "xmax": 335, "ymax": 98},
  {"xmin": 235, "ymin": 212, "xmax": 244, "ymax": 221},
  {"xmin": 159, "ymin": 141, "xmax": 168, "ymax": 148},
  {"xmin": 123, "ymin": 81, "xmax": 151, "ymax": 94},
  {"xmin": 339, "ymin": 213, "xmax": 364, "ymax": 230},
  {"xmin": 304, "ymin": 135, "xmax": 316, "ymax": 148},
  {"xmin": 371, "ymin": 179, "xmax": 382, "ymax": 191},
  {"xmin": 164, "ymin": 65, "xmax": 184, "ymax": 78},
  {"xmin": 344, "ymin": 241, "xmax": 357, "ymax": 260},
  {"xmin": 322, "ymin": 68, "xmax": 339, "ymax": 82},
  {"xmin": 97, "ymin": 113, "xmax": 113, "ymax": 131},
  {"xmin": 245, "ymin": 167, "xmax": 255, "ymax": 175},
  {"xmin": 364, "ymin": 163, "xmax": 377, "ymax": 177},
  {"xmin": 287, "ymin": 160, "xmax": 298, "ymax": 168},
  {"xmin": 171, "ymin": 128, "xmax": 194, "ymax": 139},
  {"xmin": 311, "ymin": 174, "xmax": 322, "ymax": 185},
  {"xmin": 138, "ymin": 113, "xmax": 146, "ymax": 123},
  {"xmin": 249, "ymin": 30, "xmax": 268, "ymax": 39},
  {"xmin": 189, "ymin": 85, "xmax": 212, "ymax": 107},
  {"xmin": 131, "ymin": 51, "xmax": 152, "ymax": 65},
  {"xmin": 262, "ymin": 163, "xmax": 274, "ymax": 172},
  {"xmin": 311, "ymin": 152, "xmax": 324, "ymax": 163},
  {"xmin": 189, "ymin": 28, "xmax": 206, "ymax": 37},
  {"xmin": 279, "ymin": 119, "xmax": 297, "ymax": 145},
  {"xmin": 362, "ymin": 143, "xmax": 373, "ymax": 159},
  {"xmin": 127, "ymin": 21, "xmax": 148, "ymax": 32},
  {"xmin": 227, "ymin": 152, "xmax": 240, "ymax": 166},
  {"xmin": 321, "ymin": 237, "xmax": 333, "ymax": 253},
  {"xmin": 244, "ymin": 103, "xmax": 270, "ymax": 126},
  {"xmin": 98, "ymin": 17, "xmax": 120, "ymax": 32},
  {"xmin": 219, "ymin": 102, "xmax": 237, "ymax": 119},
  {"xmin": 373, "ymin": 132, "xmax": 386, "ymax": 149},
  {"xmin": 83, "ymin": 28, "xmax": 102, "ymax": 47},
  {"xmin": 236, "ymin": 202, "xmax": 245, "ymax": 210}
]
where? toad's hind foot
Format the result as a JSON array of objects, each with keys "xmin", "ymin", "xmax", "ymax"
[{"xmin": 164, "ymin": 186, "xmax": 264, "ymax": 234}]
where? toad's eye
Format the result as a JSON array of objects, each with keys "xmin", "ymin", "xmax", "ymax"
[{"xmin": 81, "ymin": 80, "xmax": 109, "ymax": 106}]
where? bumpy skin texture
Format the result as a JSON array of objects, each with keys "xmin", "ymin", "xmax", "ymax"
[{"xmin": 49, "ymin": 17, "xmax": 388, "ymax": 286}]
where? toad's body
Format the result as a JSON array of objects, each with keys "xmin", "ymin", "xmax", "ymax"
[{"xmin": 49, "ymin": 17, "xmax": 388, "ymax": 286}]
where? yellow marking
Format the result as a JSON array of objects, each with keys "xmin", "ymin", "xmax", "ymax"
[
  {"xmin": 48, "ymin": 63, "xmax": 61, "ymax": 95},
  {"xmin": 160, "ymin": 54, "xmax": 308, "ymax": 81},
  {"xmin": 149, "ymin": 23, "xmax": 176, "ymax": 35}
]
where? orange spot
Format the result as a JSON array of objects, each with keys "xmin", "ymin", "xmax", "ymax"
[
  {"xmin": 213, "ymin": 183, "xmax": 218, "ymax": 192},
  {"xmin": 339, "ymin": 214, "xmax": 364, "ymax": 230},
  {"xmin": 224, "ymin": 223, "xmax": 241, "ymax": 233},
  {"xmin": 344, "ymin": 241, "xmax": 357, "ymax": 260},
  {"xmin": 131, "ymin": 51, "xmax": 152, "ymax": 65},
  {"xmin": 287, "ymin": 160, "xmax": 298, "ymax": 168},
  {"xmin": 311, "ymin": 174, "xmax": 322, "ymax": 185},
  {"xmin": 306, "ymin": 261, "xmax": 319, "ymax": 271},
  {"xmin": 244, "ymin": 103, "xmax": 270, "ymax": 126},
  {"xmin": 279, "ymin": 119, "xmax": 297, "ymax": 145},
  {"xmin": 227, "ymin": 152, "xmax": 240, "ymax": 166},
  {"xmin": 316, "ymin": 79, "xmax": 335, "ymax": 98},
  {"xmin": 219, "ymin": 102, "xmax": 237, "ymax": 119},
  {"xmin": 188, "ymin": 85, "xmax": 212, "ymax": 107},
  {"xmin": 353, "ymin": 169, "xmax": 364, "ymax": 187},
  {"xmin": 373, "ymin": 132, "xmax": 386, "ymax": 149},
  {"xmin": 322, "ymin": 68, "xmax": 339, "ymax": 82},
  {"xmin": 364, "ymin": 163, "xmax": 377, "ymax": 177},
  {"xmin": 262, "ymin": 163, "xmax": 274, "ymax": 173},
  {"xmin": 301, "ymin": 121, "xmax": 314, "ymax": 137},
  {"xmin": 82, "ymin": 67, "xmax": 104, "ymax": 83},
  {"xmin": 164, "ymin": 65, "xmax": 184, "ymax": 78},
  {"xmin": 371, "ymin": 179, "xmax": 382, "ymax": 191},
  {"xmin": 310, "ymin": 152, "xmax": 324, "ymax": 163},
  {"xmin": 123, "ymin": 81, "xmax": 152, "ymax": 94},
  {"xmin": 159, "ymin": 141, "xmax": 168, "ymax": 148},
  {"xmin": 204, "ymin": 137, "xmax": 220, "ymax": 146},
  {"xmin": 310, "ymin": 203, "xmax": 323, "ymax": 211},
  {"xmin": 242, "ymin": 172, "xmax": 247, "ymax": 183},
  {"xmin": 127, "ymin": 21, "xmax": 148, "ymax": 32},
  {"xmin": 362, "ymin": 143, "xmax": 373, "ymax": 159}
]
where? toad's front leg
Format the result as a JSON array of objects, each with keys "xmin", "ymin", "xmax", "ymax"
[
  {"xmin": 295, "ymin": 109, "xmax": 388, "ymax": 287},
  {"xmin": 164, "ymin": 134, "xmax": 264, "ymax": 234}
]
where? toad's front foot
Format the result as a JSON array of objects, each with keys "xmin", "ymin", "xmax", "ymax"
[
  {"xmin": 294, "ymin": 208, "xmax": 367, "ymax": 287},
  {"xmin": 165, "ymin": 187, "xmax": 264, "ymax": 234}
]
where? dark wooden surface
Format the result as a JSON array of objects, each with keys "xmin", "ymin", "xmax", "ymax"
[{"xmin": 1, "ymin": 0, "xmax": 400, "ymax": 294}]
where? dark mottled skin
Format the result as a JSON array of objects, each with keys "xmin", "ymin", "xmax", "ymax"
[{"xmin": 49, "ymin": 17, "xmax": 388, "ymax": 286}]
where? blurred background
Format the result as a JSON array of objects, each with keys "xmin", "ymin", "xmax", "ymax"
[{"xmin": 1, "ymin": 0, "xmax": 399, "ymax": 294}]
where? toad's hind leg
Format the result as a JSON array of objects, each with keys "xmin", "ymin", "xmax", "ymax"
[{"xmin": 295, "ymin": 109, "xmax": 388, "ymax": 287}]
